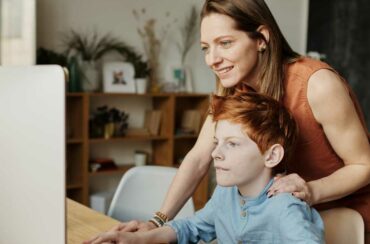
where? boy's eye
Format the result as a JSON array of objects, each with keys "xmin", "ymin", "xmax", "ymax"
[{"xmin": 220, "ymin": 40, "xmax": 232, "ymax": 48}]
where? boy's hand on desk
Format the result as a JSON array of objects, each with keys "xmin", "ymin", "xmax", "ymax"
[{"xmin": 83, "ymin": 221, "xmax": 158, "ymax": 244}]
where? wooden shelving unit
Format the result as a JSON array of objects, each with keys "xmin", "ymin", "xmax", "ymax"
[{"xmin": 66, "ymin": 92, "xmax": 210, "ymax": 210}]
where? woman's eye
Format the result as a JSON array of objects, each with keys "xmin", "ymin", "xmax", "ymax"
[
  {"xmin": 220, "ymin": 40, "xmax": 232, "ymax": 48},
  {"xmin": 213, "ymin": 140, "xmax": 218, "ymax": 146},
  {"xmin": 227, "ymin": 141, "xmax": 237, "ymax": 147},
  {"xmin": 201, "ymin": 46, "xmax": 209, "ymax": 53}
]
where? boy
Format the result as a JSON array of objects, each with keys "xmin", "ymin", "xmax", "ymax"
[{"xmin": 86, "ymin": 92, "xmax": 324, "ymax": 244}]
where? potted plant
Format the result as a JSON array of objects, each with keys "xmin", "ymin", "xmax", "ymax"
[
  {"xmin": 63, "ymin": 30, "xmax": 149, "ymax": 92},
  {"xmin": 89, "ymin": 106, "xmax": 129, "ymax": 139}
]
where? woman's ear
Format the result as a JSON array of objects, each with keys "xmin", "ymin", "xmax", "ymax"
[
  {"xmin": 256, "ymin": 25, "xmax": 270, "ymax": 51},
  {"xmin": 264, "ymin": 144, "xmax": 284, "ymax": 168}
]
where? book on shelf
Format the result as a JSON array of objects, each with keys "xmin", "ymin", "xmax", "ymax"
[
  {"xmin": 180, "ymin": 110, "xmax": 201, "ymax": 135},
  {"xmin": 144, "ymin": 110, "xmax": 162, "ymax": 136}
]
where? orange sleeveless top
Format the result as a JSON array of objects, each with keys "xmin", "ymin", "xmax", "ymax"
[{"xmin": 283, "ymin": 57, "xmax": 370, "ymax": 230}]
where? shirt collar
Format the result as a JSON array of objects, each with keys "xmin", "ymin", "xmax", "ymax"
[{"xmin": 238, "ymin": 179, "xmax": 274, "ymax": 207}]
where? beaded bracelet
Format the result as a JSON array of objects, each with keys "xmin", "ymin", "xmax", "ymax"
[
  {"xmin": 149, "ymin": 218, "xmax": 161, "ymax": 228},
  {"xmin": 149, "ymin": 211, "xmax": 169, "ymax": 227},
  {"xmin": 155, "ymin": 211, "xmax": 169, "ymax": 222}
]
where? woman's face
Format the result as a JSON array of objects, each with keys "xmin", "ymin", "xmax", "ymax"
[{"xmin": 201, "ymin": 13, "xmax": 260, "ymax": 88}]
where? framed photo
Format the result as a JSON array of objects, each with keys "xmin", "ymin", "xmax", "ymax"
[{"xmin": 103, "ymin": 62, "xmax": 136, "ymax": 93}]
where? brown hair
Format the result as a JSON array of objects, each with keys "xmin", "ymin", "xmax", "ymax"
[
  {"xmin": 211, "ymin": 92, "xmax": 298, "ymax": 173},
  {"xmin": 201, "ymin": 0, "xmax": 300, "ymax": 101}
]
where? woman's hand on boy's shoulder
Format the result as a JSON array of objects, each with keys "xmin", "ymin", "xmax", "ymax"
[{"xmin": 267, "ymin": 173, "xmax": 315, "ymax": 205}]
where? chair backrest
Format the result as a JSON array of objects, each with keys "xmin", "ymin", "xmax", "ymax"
[
  {"xmin": 108, "ymin": 166, "xmax": 195, "ymax": 222},
  {"xmin": 320, "ymin": 208, "xmax": 364, "ymax": 244}
]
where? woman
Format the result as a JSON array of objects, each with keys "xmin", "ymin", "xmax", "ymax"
[{"xmin": 87, "ymin": 0, "xmax": 370, "ymax": 242}]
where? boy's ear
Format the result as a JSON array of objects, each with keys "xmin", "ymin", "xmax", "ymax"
[{"xmin": 264, "ymin": 144, "xmax": 284, "ymax": 168}]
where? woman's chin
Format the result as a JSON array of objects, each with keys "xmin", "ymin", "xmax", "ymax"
[{"xmin": 219, "ymin": 78, "xmax": 240, "ymax": 88}]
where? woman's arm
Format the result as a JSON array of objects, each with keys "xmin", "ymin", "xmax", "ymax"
[
  {"xmin": 87, "ymin": 115, "xmax": 216, "ymax": 237},
  {"xmin": 160, "ymin": 115, "xmax": 216, "ymax": 219},
  {"xmin": 306, "ymin": 69, "xmax": 370, "ymax": 204},
  {"xmin": 268, "ymin": 69, "xmax": 370, "ymax": 205}
]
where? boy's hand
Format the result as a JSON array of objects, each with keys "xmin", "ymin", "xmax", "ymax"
[
  {"xmin": 83, "ymin": 221, "xmax": 158, "ymax": 244},
  {"xmin": 267, "ymin": 173, "xmax": 314, "ymax": 205}
]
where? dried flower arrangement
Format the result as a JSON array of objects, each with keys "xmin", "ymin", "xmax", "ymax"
[
  {"xmin": 176, "ymin": 6, "xmax": 199, "ymax": 65},
  {"xmin": 133, "ymin": 8, "xmax": 173, "ymax": 92}
]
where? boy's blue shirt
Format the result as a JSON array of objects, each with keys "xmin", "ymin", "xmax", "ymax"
[{"xmin": 167, "ymin": 179, "xmax": 324, "ymax": 244}]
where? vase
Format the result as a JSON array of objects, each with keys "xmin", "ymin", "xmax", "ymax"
[
  {"xmin": 135, "ymin": 78, "xmax": 148, "ymax": 94},
  {"xmin": 81, "ymin": 60, "xmax": 100, "ymax": 92},
  {"xmin": 67, "ymin": 56, "xmax": 82, "ymax": 92},
  {"xmin": 104, "ymin": 123, "xmax": 115, "ymax": 139},
  {"xmin": 173, "ymin": 66, "xmax": 193, "ymax": 93},
  {"xmin": 184, "ymin": 66, "xmax": 194, "ymax": 93}
]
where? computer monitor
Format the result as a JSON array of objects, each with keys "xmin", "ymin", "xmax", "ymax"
[{"xmin": 0, "ymin": 66, "xmax": 65, "ymax": 243}]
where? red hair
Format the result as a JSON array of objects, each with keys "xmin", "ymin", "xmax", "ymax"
[{"xmin": 211, "ymin": 92, "xmax": 298, "ymax": 173}]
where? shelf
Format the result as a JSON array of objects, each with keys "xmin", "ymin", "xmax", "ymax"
[
  {"xmin": 67, "ymin": 92, "xmax": 208, "ymax": 98},
  {"xmin": 173, "ymin": 93, "xmax": 209, "ymax": 97},
  {"xmin": 87, "ymin": 92, "xmax": 170, "ymax": 98},
  {"xmin": 89, "ymin": 164, "xmax": 134, "ymax": 176},
  {"xmin": 67, "ymin": 183, "xmax": 83, "ymax": 190},
  {"xmin": 67, "ymin": 138, "xmax": 83, "ymax": 144},
  {"xmin": 66, "ymin": 92, "xmax": 210, "ymax": 207},
  {"xmin": 67, "ymin": 93, "xmax": 84, "ymax": 97},
  {"xmin": 89, "ymin": 135, "xmax": 168, "ymax": 144},
  {"xmin": 174, "ymin": 134, "xmax": 198, "ymax": 139}
]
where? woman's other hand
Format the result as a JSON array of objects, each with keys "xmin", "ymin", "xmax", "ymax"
[{"xmin": 267, "ymin": 173, "xmax": 314, "ymax": 205}]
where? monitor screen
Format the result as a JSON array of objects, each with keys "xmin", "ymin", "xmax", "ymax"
[{"xmin": 0, "ymin": 66, "xmax": 65, "ymax": 243}]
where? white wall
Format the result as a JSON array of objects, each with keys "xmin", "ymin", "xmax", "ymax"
[
  {"xmin": 266, "ymin": 0, "xmax": 309, "ymax": 55},
  {"xmin": 1, "ymin": 0, "xmax": 36, "ymax": 65},
  {"xmin": 37, "ymin": 0, "xmax": 309, "ymax": 94}
]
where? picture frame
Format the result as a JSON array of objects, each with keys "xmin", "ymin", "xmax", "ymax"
[{"xmin": 103, "ymin": 62, "xmax": 136, "ymax": 93}]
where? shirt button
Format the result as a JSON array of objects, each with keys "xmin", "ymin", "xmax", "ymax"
[
  {"xmin": 240, "ymin": 199, "xmax": 245, "ymax": 206},
  {"xmin": 241, "ymin": 210, "xmax": 247, "ymax": 217}
]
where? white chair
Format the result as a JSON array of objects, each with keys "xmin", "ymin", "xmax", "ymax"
[
  {"xmin": 108, "ymin": 166, "xmax": 195, "ymax": 222},
  {"xmin": 320, "ymin": 208, "xmax": 364, "ymax": 244}
]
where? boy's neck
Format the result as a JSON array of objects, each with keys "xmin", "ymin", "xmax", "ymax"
[{"xmin": 237, "ymin": 169, "xmax": 272, "ymax": 197}]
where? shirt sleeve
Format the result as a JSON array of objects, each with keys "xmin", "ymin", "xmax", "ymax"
[
  {"xmin": 166, "ymin": 187, "xmax": 221, "ymax": 244},
  {"xmin": 278, "ymin": 197, "xmax": 325, "ymax": 244}
]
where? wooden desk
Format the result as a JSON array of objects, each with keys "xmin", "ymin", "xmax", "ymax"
[{"xmin": 67, "ymin": 198, "xmax": 120, "ymax": 244}]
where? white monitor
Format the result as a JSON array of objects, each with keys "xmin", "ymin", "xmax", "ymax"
[{"xmin": 0, "ymin": 66, "xmax": 65, "ymax": 244}]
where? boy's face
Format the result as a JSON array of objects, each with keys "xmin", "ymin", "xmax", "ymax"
[{"xmin": 211, "ymin": 120, "xmax": 267, "ymax": 189}]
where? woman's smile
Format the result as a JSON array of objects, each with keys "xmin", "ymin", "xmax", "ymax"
[{"xmin": 215, "ymin": 66, "xmax": 234, "ymax": 78}]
